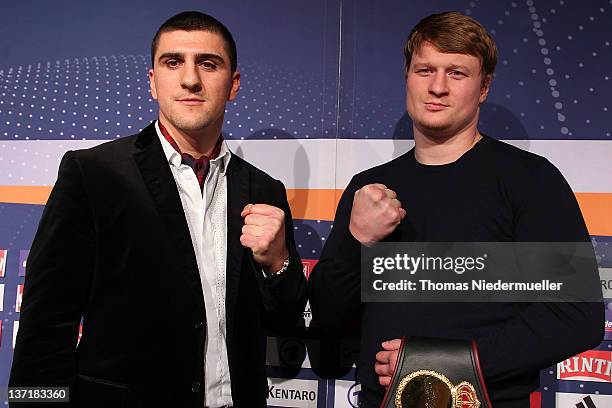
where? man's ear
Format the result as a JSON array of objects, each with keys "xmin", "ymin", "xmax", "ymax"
[
  {"xmin": 148, "ymin": 68, "xmax": 158, "ymax": 100},
  {"xmin": 479, "ymin": 74, "xmax": 492, "ymax": 104},
  {"xmin": 228, "ymin": 70, "xmax": 240, "ymax": 101}
]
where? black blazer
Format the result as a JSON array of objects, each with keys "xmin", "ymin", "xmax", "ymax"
[{"xmin": 9, "ymin": 122, "xmax": 307, "ymax": 408}]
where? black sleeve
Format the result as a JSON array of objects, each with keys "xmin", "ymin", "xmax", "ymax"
[
  {"xmin": 9, "ymin": 151, "xmax": 95, "ymax": 392},
  {"xmin": 308, "ymin": 175, "xmax": 364, "ymax": 335},
  {"xmin": 476, "ymin": 159, "xmax": 604, "ymax": 382},
  {"xmin": 256, "ymin": 179, "xmax": 308, "ymax": 332}
]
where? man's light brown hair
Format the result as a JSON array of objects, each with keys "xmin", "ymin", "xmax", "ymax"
[{"xmin": 404, "ymin": 11, "xmax": 498, "ymax": 84}]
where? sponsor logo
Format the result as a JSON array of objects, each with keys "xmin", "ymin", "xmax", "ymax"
[
  {"xmin": 347, "ymin": 383, "xmax": 360, "ymax": 408},
  {"xmin": 16, "ymin": 284, "xmax": 24, "ymax": 313},
  {"xmin": 303, "ymin": 302, "xmax": 312, "ymax": 327},
  {"xmin": 267, "ymin": 378, "xmax": 318, "ymax": 408},
  {"xmin": 601, "ymin": 268, "xmax": 612, "ymax": 299},
  {"xmin": 13, "ymin": 321, "xmax": 19, "ymax": 349},
  {"xmin": 0, "ymin": 284, "xmax": 4, "ymax": 312},
  {"xmin": 577, "ymin": 396, "xmax": 597, "ymax": 408},
  {"xmin": 303, "ymin": 303, "xmax": 311, "ymax": 319},
  {"xmin": 0, "ymin": 249, "xmax": 7, "ymax": 277},
  {"xmin": 18, "ymin": 250, "xmax": 29, "ymax": 277},
  {"xmin": 302, "ymin": 259, "xmax": 318, "ymax": 279},
  {"xmin": 556, "ymin": 392, "xmax": 612, "ymax": 408},
  {"xmin": 605, "ymin": 302, "xmax": 612, "ymax": 341},
  {"xmin": 557, "ymin": 350, "xmax": 612, "ymax": 383},
  {"xmin": 333, "ymin": 380, "xmax": 360, "ymax": 408}
]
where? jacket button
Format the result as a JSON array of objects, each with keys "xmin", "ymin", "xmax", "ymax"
[
  {"xmin": 191, "ymin": 381, "xmax": 201, "ymax": 393},
  {"xmin": 194, "ymin": 320, "xmax": 204, "ymax": 329}
]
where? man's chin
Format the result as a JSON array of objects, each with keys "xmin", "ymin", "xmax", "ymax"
[
  {"xmin": 415, "ymin": 120, "xmax": 454, "ymax": 135},
  {"xmin": 170, "ymin": 119, "xmax": 214, "ymax": 134}
]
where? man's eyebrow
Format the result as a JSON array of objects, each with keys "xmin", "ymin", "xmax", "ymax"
[
  {"xmin": 157, "ymin": 52, "xmax": 183, "ymax": 62},
  {"xmin": 410, "ymin": 59, "xmax": 431, "ymax": 66},
  {"xmin": 410, "ymin": 61, "xmax": 472, "ymax": 72},
  {"xmin": 447, "ymin": 64, "xmax": 471, "ymax": 71},
  {"xmin": 194, "ymin": 53, "xmax": 226, "ymax": 64},
  {"xmin": 157, "ymin": 52, "xmax": 226, "ymax": 64}
]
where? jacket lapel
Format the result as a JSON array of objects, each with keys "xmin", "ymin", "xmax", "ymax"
[
  {"xmin": 132, "ymin": 123, "xmax": 205, "ymax": 312},
  {"xmin": 225, "ymin": 155, "xmax": 249, "ymax": 344}
]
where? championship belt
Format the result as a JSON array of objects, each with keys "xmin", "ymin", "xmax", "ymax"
[{"xmin": 380, "ymin": 337, "xmax": 492, "ymax": 408}]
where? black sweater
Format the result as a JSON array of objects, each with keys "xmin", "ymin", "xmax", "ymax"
[{"xmin": 308, "ymin": 135, "xmax": 603, "ymax": 407}]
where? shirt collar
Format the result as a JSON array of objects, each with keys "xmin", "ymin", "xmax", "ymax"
[{"xmin": 155, "ymin": 120, "xmax": 231, "ymax": 174}]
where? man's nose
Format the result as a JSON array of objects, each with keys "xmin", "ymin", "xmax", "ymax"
[
  {"xmin": 428, "ymin": 71, "xmax": 449, "ymax": 96},
  {"xmin": 180, "ymin": 63, "xmax": 202, "ymax": 92}
]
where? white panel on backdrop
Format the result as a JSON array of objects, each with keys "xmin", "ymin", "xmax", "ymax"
[
  {"xmin": 0, "ymin": 249, "xmax": 7, "ymax": 277},
  {"xmin": 0, "ymin": 283, "xmax": 4, "ymax": 312},
  {"xmin": 556, "ymin": 392, "xmax": 612, "ymax": 407},
  {"xmin": 1, "ymin": 139, "xmax": 611, "ymax": 192},
  {"xmin": 15, "ymin": 284, "xmax": 23, "ymax": 313},
  {"xmin": 228, "ymin": 139, "xmax": 337, "ymax": 189},
  {"xmin": 335, "ymin": 139, "xmax": 612, "ymax": 192},
  {"xmin": 12, "ymin": 320, "xmax": 19, "ymax": 349},
  {"xmin": 333, "ymin": 380, "xmax": 360, "ymax": 408},
  {"xmin": 0, "ymin": 141, "xmax": 101, "ymax": 185},
  {"xmin": 266, "ymin": 378, "xmax": 318, "ymax": 408},
  {"xmin": 506, "ymin": 140, "xmax": 612, "ymax": 193},
  {"xmin": 601, "ymin": 268, "xmax": 612, "ymax": 299}
]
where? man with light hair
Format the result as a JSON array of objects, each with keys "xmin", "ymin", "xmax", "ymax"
[{"xmin": 309, "ymin": 11, "xmax": 602, "ymax": 407}]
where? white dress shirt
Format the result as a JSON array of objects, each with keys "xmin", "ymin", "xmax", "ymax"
[{"xmin": 156, "ymin": 121, "xmax": 233, "ymax": 408}]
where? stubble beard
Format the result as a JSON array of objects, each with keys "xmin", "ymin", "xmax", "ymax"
[
  {"xmin": 163, "ymin": 106, "xmax": 220, "ymax": 135},
  {"xmin": 412, "ymin": 108, "xmax": 456, "ymax": 137}
]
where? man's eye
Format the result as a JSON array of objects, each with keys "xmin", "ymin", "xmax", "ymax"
[
  {"xmin": 416, "ymin": 68, "xmax": 431, "ymax": 74},
  {"xmin": 201, "ymin": 61, "xmax": 217, "ymax": 70},
  {"xmin": 166, "ymin": 59, "xmax": 181, "ymax": 68},
  {"xmin": 450, "ymin": 71, "xmax": 466, "ymax": 77}
]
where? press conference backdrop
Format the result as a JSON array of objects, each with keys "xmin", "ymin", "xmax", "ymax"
[{"xmin": 0, "ymin": 0, "xmax": 611, "ymax": 406}]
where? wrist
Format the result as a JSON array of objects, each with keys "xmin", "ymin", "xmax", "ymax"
[
  {"xmin": 263, "ymin": 248, "xmax": 290, "ymax": 275},
  {"xmin": 349, "ymin": 223, "xmax": 374, "ymax": 247}
]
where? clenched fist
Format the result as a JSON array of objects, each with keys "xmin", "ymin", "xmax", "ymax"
[
  {"xmin": 349, "ymin": 183, "xmax": 406, "ymax": 246},
  {"xmin": 240, "ymin": 203, "xmax": 290, "ymax": 272}
]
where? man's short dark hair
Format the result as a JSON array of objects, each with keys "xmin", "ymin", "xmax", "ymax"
[{"xmin": 151, "ymin": 11, "xmax": 237, "ymax": 72}]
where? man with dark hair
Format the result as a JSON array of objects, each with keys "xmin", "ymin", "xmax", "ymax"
[
  {"xmin": 309, "ymin": 11, "xmax": 602, "ymax": 407},
  {"xmin": 10, "ymin": 11, "xmax": 306, "ymax": 408},
  {"xmin": 150, "ymin": 11, "xmax": 237, "ymax": 72}
]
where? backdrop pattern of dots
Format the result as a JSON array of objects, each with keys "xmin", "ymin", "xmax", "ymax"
[{"xmin": 0, "ymin": 1, "xmax": 610, "ymax": 407}]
